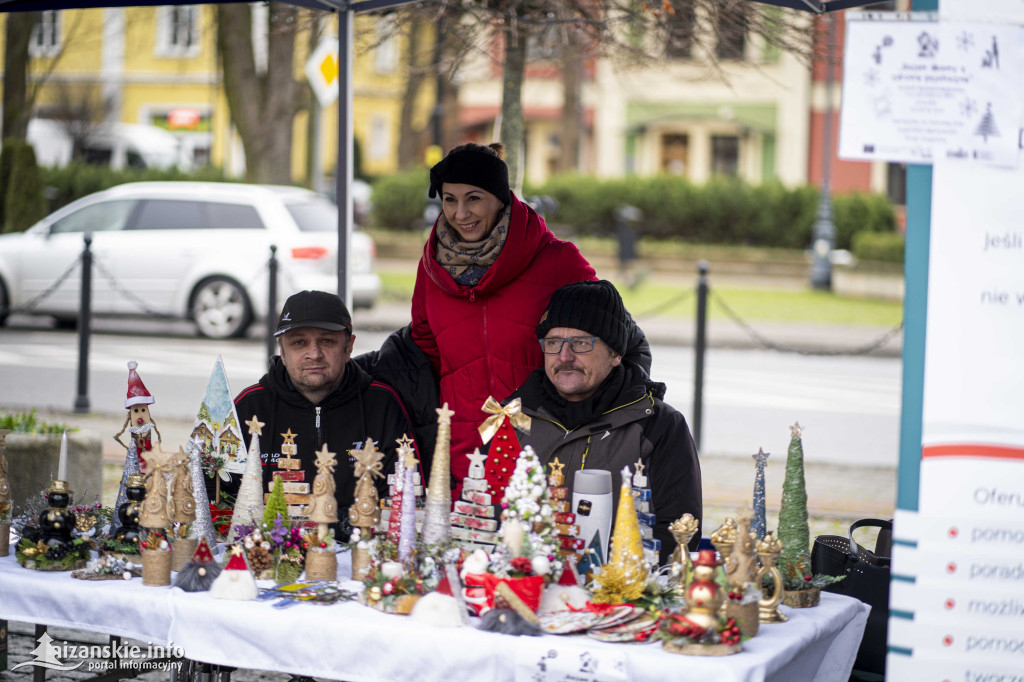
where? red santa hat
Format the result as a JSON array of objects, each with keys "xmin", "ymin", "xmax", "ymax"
[
  {"xmin": 192, "ymin": 537, "xmax": 216, "ymax": 564},
  {"xmin": 125, "ymin": 361, "xmax": 155, "ymax": 409},
  {"xmin": 223, "ymin": 546, "xmax": 249, "ymax": 571}
]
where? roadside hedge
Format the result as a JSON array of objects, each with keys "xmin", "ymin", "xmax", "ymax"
[
  {"xmin": 2, "ymin": 139, "xmax": 47, "ymax": 233},
  {"xmin": 852, "ymin": 230, "xmax": 905, "ymax": 264},
  {"xmin": 369, "ymin": 168, "xmax": 430, "ymax": 231}
]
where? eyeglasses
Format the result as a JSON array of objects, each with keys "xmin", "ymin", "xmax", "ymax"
[{"xmin": 539, "ymin": 336, "xmax": 599, "ymax": 354}]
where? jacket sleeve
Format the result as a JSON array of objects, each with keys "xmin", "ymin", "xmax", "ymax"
[
  {"xmin": 410, "ymin": 260, "xmax": 441, "ymax": 380},
  {"xmin": 645, "ymin": 401, "xmax": 703, "ymax": 563},
  {"xmin": 353, "ymin": 326, "xmax": 439, "ymax": 462}
]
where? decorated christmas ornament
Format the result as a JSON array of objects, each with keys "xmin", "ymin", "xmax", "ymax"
[
  {"xmin": 210, "ymin": 544, "xmax": 258, "ymax": 600},
  {"xmin": 451, "ymin": 447, "xmax": 500, "ymax": 550},
  {"xmin": 499, "ymin": 445, "xmax": 560, "ymax": 572},
  {"xmin": 546, "ymin": 458, "xmax": 582, "ymax": 566},
  {"xmin": 348, "ymin": 438, "xmax": 384, "ymax": 530},
  {"xmin": 0, "ymin": 428, "xmax": 11, "ymax": 557},
  {"xmin": 171, "ymin": 446, "xmax": 197, "ymax": 527},
  {"xmin": 479, "ymin": 396, "xmax": 530, "ymax": 500},
  {"xmin": 111, "ymin": 474, "xmax": 146, "ymax": 545},
  {"xmin": 173, "ymin": 537, "xmax": 222, "ymax": 592},
  {"xmin": 229, "ymin": 416, "xmax": 267, "ymax": 542},
  {"xmin": 114, "ymin": 361, "xmax": 162, "ymax": 467},
  {"xmin": 756, "ymin": 532, "xmax": 787, "ymax": 623},
  {"xmin": 138, "ymin": 448, "xmax": 174, "ymax": 532},
  {"xmin": 668, "ymin": 513, "xmax": 700, "ymax": 591},
  {"xmin": 422, "ymin": 403, "xmax": 454, "ymax": 545},
  {"xmin": 659, "ymin": 549, "xmax": 742, "ymax": 656},
  {"xmin": 751, "ymin": 448, "xmax": 770, "ymax": 541},
  {"xmin": 593, "ymin": 465, "xmax": 649, "ymax": 604}
]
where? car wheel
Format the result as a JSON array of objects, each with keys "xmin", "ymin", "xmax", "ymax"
[
  {"xmin": 0, "ymin": 276, "xmax": 8, "ymax": 326},
  {"xmin": 191, "ymin": 277, "xmax": 253, "ymax": 339}
]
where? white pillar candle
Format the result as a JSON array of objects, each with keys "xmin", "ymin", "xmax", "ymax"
[
  {"xmin": 380, "ymin": 561, "xmax": 404, "ymax": 580},
  {"xmin": 57, "ymin": 430, "xmax": 69, "ymax": 481}
]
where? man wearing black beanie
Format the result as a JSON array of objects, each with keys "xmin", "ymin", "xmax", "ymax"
[{"xmin": 507, "ymin": 280, "xmax": 702, "ymax": 563}]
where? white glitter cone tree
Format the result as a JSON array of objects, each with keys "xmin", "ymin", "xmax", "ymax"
[
  {"xmin": 421, "ymin": 403, "xmax": 454, "ymax": 546},
  {"xmin": 229, "ymin": 416, "xmax": 266, "ymax": 543}
]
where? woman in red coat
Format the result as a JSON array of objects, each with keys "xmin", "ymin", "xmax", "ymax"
[{"xmin": 411, "ymin": 143, "xmax": 597, "ymax": 493}]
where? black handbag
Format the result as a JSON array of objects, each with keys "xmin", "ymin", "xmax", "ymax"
[{"xmin": 811, "ymin": 518, "xmax": 892, "ymax": 679}]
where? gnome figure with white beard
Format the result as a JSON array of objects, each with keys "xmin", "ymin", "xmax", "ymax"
[{"xmin": 210, "ymin": 544, "xmax": 257, "ymax": 600}]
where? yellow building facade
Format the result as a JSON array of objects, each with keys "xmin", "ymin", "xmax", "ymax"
[{"xmin": 0, "ymin": 5, "xmax": 433, "ymax": 181}]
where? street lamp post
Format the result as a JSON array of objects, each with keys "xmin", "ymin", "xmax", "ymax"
[{"xmin": 810, "ymin": 12, "xmax": 837, "ymax": 291}]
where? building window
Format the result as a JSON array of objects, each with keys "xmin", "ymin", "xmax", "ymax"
[
  {"xmin": 715, "ymin": 4, "xmax": 747, "ymax": 60},
  {"xmin": 30, "ymin": 11, "xmax": 62, "ymax": 58},
  {"xmin": 156, "ymin": 6, "xmax": 201, "ymax": 58},
  {"xmin": 661, "ymin": 133, "xmax": 689, "ymax": 175},
  {"xmin": 370, "ymin": 116, "xmax": 390, "ymax": 161},
  {"xmin": 375, "ymin": 17, "xmax": 398, "ymax": 74},
  {"xmin": 664, "ymin": 1, "xmax": 696, "ymax": 59},
  {"xmin": 711, "ymin": 135, "xmax": 740, "ymax": 177}
]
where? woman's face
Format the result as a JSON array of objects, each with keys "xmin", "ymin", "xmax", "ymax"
[{"xmin": 441, "ymin": 183, "xmax": 504, "ymax": 243}]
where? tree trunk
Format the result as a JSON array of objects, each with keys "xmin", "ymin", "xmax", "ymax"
[
  {"xmin": 397, "ymin": 18, "xmax": 427, "ymax": 169},
  {"xmin": 558, "ymin": 42, "xmax": 583, "ymax": 173},
  {"xmin": 2, "ymin": 12, "xmax": 38, "ymax": 141},
  {"xmin": 498, "ymin": 26, "xmax": 527, "ymax": 194},
  {"xmin": 217, "ymin": 3, "xmax": 300, "ymax": 184}
]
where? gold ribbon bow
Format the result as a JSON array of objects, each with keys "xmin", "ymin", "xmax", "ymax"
[{"xmin": 478, "ymin": 396, "xmax": 531, "ymax": 443}]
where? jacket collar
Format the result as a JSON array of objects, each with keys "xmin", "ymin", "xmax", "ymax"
[
  {"xmin": 421, "ymin": 193, "xmax": 556, "ymax": 296},
  {"xmin": 513, "ymin": 370, "xmax": 653, "ymax": 438}
]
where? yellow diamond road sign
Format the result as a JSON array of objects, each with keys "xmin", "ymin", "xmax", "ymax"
[{"xmin": 306, "ymin": 35, "xmax": 340, "ymax": 107}]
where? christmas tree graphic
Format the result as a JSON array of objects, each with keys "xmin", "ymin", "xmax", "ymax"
[
  {"xmin": 12, "ymin": 632, "xmax": 83, "ymax": 671},
  {"xmin": 975, "ymin": 103, "xmax": 1000, "ymax": 142}
]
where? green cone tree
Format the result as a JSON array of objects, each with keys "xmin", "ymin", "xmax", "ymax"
[
  {"xmin": 264, "ymin": 474, "xmax": 288, "ymax": 526},
  {"xmin": 777, "ymin": 423, "xmax": 812, "ymax": 589}
]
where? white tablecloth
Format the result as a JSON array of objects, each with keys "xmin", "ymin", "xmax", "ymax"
[{"xmin": 0, "ymin": 554, "xmax": 868, "ymax": 682}]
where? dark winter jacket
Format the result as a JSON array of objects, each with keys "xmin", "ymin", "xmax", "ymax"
[
  {"xmin": 227, "ymin": 356, "xmax": 419, "ymax": 535},
  {"xmin": 411, "ymin": 193, "xmax": 599, "ymax": 491},
  {"xmin": 509, "ymin": 367, "xmax": 702, "ymax": 563}
]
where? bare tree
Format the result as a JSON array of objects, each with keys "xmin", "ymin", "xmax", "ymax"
[{"xmin": 217, "ymin": 3, "xmax": 306, "ymax": 184}]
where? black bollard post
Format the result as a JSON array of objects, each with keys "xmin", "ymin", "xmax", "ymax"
[
  {"xmin": 73, "ymin": 233, "xmax": 93, "ymax": 413},
  {"xmin": 692, "ymin": 260, "xmax": 709, "ymax": 452},
  {"xmin": 266, "ymin": 245, "xmax": 278, "ymax": 371}
]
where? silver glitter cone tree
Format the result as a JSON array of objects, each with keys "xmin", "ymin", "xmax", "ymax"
[
  {"xmin": 229, "ymin": 416, "xmax": 267, "ymax": 543},
  {"xmin": 186, "ymin": 438, "xmax": 216, "ymax": 546},
  {"xmin": 421, "ymin": 403, "xmax": 454, "ymax": 546},
  {"xmin": 751, "ymin": 448, "xmax": 770, "ymax": 541},
  {"xmin": 113, "ymin": 436, "xmax": 142, "ymax": 516}
]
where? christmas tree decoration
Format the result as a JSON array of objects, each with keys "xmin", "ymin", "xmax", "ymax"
[
  {"xmin": 575, "ymin": 530, "xmax": 604, "ymax": 580},
  {"xmin": 0, "ymin": 428, "xmax": 11, "ymax": 557},
  {"xmin": 422, "ymin": 403, "xmax": 455, "ymax": 546},
  {"xmin": 265, "ymin": 475, "xmax": 289, "ymax": 527},
  {"xmin": 498, "ymin": 445, "xmax": 560, "ymax": 574},
  {"xmin": 304, "ymin": 445, "xmax": 339, "ymax": 540},
  {"xmin": 173, "ymin": 537, "xmax": 222, "ymax": 592},
  {"xmin": 229, "ymin": 416, "xmax": 267, "ymax": 543},
  {"xmin": 170, "ymin": 446, "xmax": 199, "ymax": 572},
  {"xmin": 138, "ymin": 447, "xmax": 174, "ymax": 532},
  {"xmin": 658, "ymin": 549, "xmax": 742, "ymax": 656},
  {"xmin": 210, "ymin": 544, "xmax": 258, "ymax": 600},
  {"xmin": 348, "ymin": 438, "xmax": 384, "ymax": 530},
  {"xmin": 756, "ymin": 532, "xmax": 787, "ymax": 623},
  {"xmin": 593, "ymin": 466, "xmax": 649, "ymax": 604},
  {"xmin": 776, "ymin": 422, "xmax": 838, "ymax": 604},
  {"xmin": 273, "ymin": 428, "xmax": 311, "ymax": 519},
  {"xmin": 451, "ymin": 448, "xmax": 500, "ymax": 550},
  {"xmin": 630, "ymin": 459, "xmax": 659, "ymax": 566},
  {"xmin": 189, "ymin": 356, "xmax": 247, "ymax": 479},
  {"xmin": 751, "ymin": 448, "xmax": 770, "ymax": 541},
  {"xmin": 479, "ymin": 396, "xmax": 530, "ymax": 501},
  {"xmin": 397, "ymin": 443, "xmax": 419, "ymax": 564},
  {"xmin": 379, "ymin": 435, "xmax": 424, "ymax": 539},
  {"xmin": 546, "ymin": 458, "xmax": 582, "ymax": 567},
  {"xmin": 114, "ymin": 361, "xmax": 162, "ymax": 468}
]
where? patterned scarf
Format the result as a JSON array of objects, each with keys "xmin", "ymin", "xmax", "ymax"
[{"xmin": 434, "ymin": 207, "xmax": 511, "ymax": 286}]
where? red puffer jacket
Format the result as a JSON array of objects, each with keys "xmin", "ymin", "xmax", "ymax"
[{"xmin": 411, "ymin": 194, "xmax": 596, "ymax": 490}]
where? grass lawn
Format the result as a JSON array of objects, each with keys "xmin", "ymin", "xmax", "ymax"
[{"xmin": 379, "ymin": 270, "xmax": 903, "ymax": 327}]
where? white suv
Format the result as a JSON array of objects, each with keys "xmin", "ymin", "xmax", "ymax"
[{"xmin": 0, "ymin": 182, "xmax": 381, "ymax": 339}]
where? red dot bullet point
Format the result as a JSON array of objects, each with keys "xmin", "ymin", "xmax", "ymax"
[
  {"xmin": 948, "ymin": 527, "xmax": 958, "ymax": 538},
  {"xmin": 943, "ymin": 635, "xmax": 953, "ymax": 646},
  {"xmin": 945, "ymin": 599, "xmax": 955, "ymax": 609},
  {"xmin": 946, "ymin": 562, "xmax": 956, "ymax": 573}
]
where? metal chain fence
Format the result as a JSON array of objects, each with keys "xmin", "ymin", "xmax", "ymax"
[
  {"xmin": 710, "ymin": 289, "xmax": 904, "ymax": 357},
  {"xmin": 0, "ymin": 254, "xmax": 83, "ymax": 317}
]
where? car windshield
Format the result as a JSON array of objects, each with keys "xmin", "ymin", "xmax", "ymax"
[{"xmin": 285, "ymin": 198, "xmax": 338, "ymax": 233}]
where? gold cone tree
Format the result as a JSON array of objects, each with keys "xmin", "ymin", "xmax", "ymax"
[{"xmin": 593, "ymin": 465, "xmax": 649, "ymax": 603}]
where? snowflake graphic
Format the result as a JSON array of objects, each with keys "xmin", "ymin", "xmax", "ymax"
[
  {"xmin": 960, "ymin": 98, "xmax": 977, "ymax": 118},
  {"xmin": 956, "ymin": 31, "xmax": 974, "ymax": 52}
]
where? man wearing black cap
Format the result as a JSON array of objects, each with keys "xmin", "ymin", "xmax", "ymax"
[
  {"xmin": 507, "ymin": 280, "xmax": 702, "ymax": 563},
  {"xmin": 228, "ymin": 291, "xmax": 419, "ymax": 536}
]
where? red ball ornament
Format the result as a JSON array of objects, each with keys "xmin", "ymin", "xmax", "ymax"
[
  {"xmin": 382, "ymin": 582, "xmax": 395, "ymax": 595},
  {"xmin": 320, "ymin": 542, "xmax": 327, "ymax": 549}
]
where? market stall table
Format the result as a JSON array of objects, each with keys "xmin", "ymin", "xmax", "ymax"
[{"xmin": 0, "ymin": 554, "xmax": 869, "ymax": 682}]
